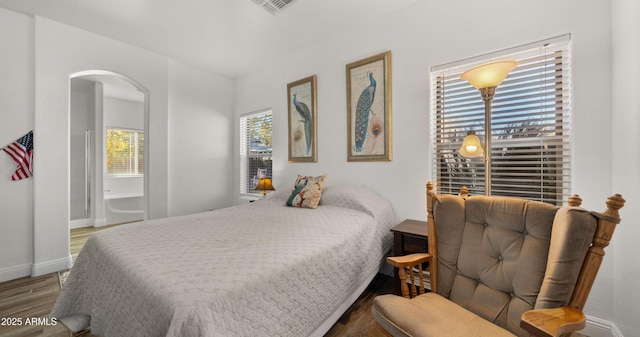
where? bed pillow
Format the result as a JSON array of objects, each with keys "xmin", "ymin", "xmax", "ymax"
[
  {"xmin": 320, "ymin": 185, "xmax": 382, "ymax": 215},
  {"xmin": 319, "ymin": 185, "xmax": 398, "ymax": 226},
  {"xmin": 285, "ymin": 174, "xmax": 328, "ymax": 209}
]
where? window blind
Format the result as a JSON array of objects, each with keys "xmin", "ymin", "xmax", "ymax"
[
  {"xmin": 431, "ymin": 35, "xmax": 571, "ymax": 205},
  {"xmin": 137, "ymin": 131, "xmax": 144, "ymax": 174},
  {"xmin": 240, "ymin": 110, "xmax": 273, "ymax": 195},
  {"xmin": 106, "ymin": 128, "xmax": 144, "ymax": 175}
]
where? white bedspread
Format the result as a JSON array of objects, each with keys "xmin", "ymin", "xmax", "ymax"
[{"xmin": 51, "ymin": 185, "xmax": 396, "ymax": 337}]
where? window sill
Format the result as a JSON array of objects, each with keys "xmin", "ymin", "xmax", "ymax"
[{"xmin": 240, "ymin": 194, "xmax": 262, "ymax": 202}]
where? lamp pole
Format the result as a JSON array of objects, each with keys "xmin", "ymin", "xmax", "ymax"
[
  {"xmin": 460, "ymin": 60, "xmax": 517, "ymax": 196},
  {"xmin": 479, "ymin": 87, "xmax": 496, "ymax": 195}
]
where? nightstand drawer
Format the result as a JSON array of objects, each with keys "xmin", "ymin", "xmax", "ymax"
[{"xmin": 403, "ymin": 234, "xmax": 428, "ymax": 253}]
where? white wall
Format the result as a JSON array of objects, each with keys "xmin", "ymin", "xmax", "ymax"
[
  {"xmin": 234, "ymin": 0, "xmax": 613, "ymax": 220},
  {"xmin": 168, "ymin": 60, "xmax": 235, "ymax": 216},
  {"xmin": 234, "ymin": 0, "xmax": 631, "ymax": 333},
  {"xmin": 612, "ymin": 0, "xmax": 640, "ymax": 336},
  {"xmin": 104, "ymin": 97, "xmax": 144, "ymax": 130},
  {"xmin": 233, "ymin": 2, "xmax": 433, "ymax": 216},
  {"xmin": 32, "ymin": 16, "xmax": 171, "ymax": 276},
  {"xmin": 0, "ymin": 7, "xmax": 34, "ymax": 282},
  {"xmin": 0, "ymin": 9, "xmax": 235, "ymax": 282}
]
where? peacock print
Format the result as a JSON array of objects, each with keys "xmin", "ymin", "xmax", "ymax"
[
  {"xmin": 353, "ymin": 72, "xmax": 376, "ymax": 153},
  {"xmin": 293, "ymin": 93, "xmax": 312, "ymax": 155}
]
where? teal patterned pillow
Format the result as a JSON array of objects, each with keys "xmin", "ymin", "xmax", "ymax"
[{"xmin": 286, "ymin": 174, "xmax": 328, "ymax": 209}]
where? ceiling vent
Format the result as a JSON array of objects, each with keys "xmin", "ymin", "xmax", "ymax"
[{"xmin": 251, "ymin": 0, "xmax": 298, "ymax": 15}]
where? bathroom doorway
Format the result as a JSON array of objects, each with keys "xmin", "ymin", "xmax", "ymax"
[{"xmin": 69, "ymin": 71, "xmax": 149, "ymax": 229}]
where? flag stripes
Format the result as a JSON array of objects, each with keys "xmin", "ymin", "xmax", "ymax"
[{"xmin": 2, "ymin": 130, "xmax": 33, "ymax": 181}]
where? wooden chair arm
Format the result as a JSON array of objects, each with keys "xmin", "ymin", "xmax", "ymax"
[
  {"xmin": 520, "ymin": 306, "xmax": 586, "ymax": 337},
  {"xmin": 387, "ymin": 253, "xmax": 432, "ymax": 298},
  {"xmin": 386, "ymin": 253, "xmax": 431, "ymax": 269}
]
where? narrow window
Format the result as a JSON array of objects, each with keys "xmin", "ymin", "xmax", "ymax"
[
  {"xmin": 240, "ymin": 109, "xmax": 273, "ymax": 195},
  {"xmin": 431, "ymin": 35, "xmax": 571, "ymax": 205}
]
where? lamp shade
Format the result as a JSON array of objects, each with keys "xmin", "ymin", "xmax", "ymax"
[
  {"xmin": 254, "ymin": 177, "xmax": 275, "ymax": 192},
  {"xmin": 254, "ymin": 177, "xmax": 275, "ymax": 196},
  {"xmin": 459, "ymin": 131, "xmax": 484, "ymax": 158},
  {"xmin": 460, "ymin": 60, "xmax": 518, "ymax": 89}
]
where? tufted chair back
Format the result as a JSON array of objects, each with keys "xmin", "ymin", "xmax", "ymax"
[
  {"xmin": 372, "ymin": 183, "xmax": 624, "ymax": 337},
  {"xmin": 431, "ymin": 194, "xmax": 597, "ymax": 336}
]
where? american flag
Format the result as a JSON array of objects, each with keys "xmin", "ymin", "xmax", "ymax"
[{"xmin": 3, "ymin": 130, "xmax": 33, "ymax": 181}]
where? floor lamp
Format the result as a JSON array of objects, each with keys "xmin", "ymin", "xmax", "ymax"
[{"xmin": 460, "ymin": 60, "xmax": 518, "ymax": 195}]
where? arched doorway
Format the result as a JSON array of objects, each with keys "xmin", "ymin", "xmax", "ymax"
[{"xmin": 68, "ymin": 71, "xmax": 149, "ymax": 228}]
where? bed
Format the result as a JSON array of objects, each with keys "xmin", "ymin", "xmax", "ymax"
[{"xmin": 51, "ymin": 184, "xmax": 397, "ymax": 337}]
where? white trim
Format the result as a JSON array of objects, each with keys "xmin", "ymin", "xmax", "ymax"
[
  {"xmin": 106, "ymin": 198, "xmax": 144, "ymax": 214},
  {"xmin": 240, "ymin": 107, "xmax": 272, "ymax": 118},
  {"xmin": 31, "ymin": 256, "xmax": 72, "ymax": 277},
  {"xmin": 93, "ymin": 218, "xmax": 107, "ymax": 227},
  {"xmin": 609, "ymin": 321, "xmax": 625, "ymax": 337},
  {"xmin": 582, "ymin": 315, "xmax": 625, "ymax": 337},
  {"xmin": 69, "ymin": 218, "xmax": 93, "ymax": 229},
  {"xmin": 0, "ymin": 263, "xmax": 32, "ymax": 283},
  {"xmin": 69, "ymin": 70, "xmax": 150, "ymax": 222},
  {"xmin": 69, "ymin": 217, "xmax": 108, "ymax": 229}
]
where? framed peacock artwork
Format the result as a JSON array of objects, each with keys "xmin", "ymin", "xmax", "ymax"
[
  {"xmin": 346, "ymin": 50, "xmax": 392, "ymax": 162},
  {"xmin": 287, "ymin": 75, "xmax": 317, "ymax": 162}
]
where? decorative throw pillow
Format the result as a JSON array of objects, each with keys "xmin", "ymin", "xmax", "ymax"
[{"xmin": 286, "ymin": 174, "xmax": 328, "ymax": 209}]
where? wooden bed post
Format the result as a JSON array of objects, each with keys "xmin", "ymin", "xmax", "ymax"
[
  {"xmin": 568, "ymin": 194, "xmax": 625, "ymax": 310},
  {"xmin": 426, "ymin": 182, "xmax": 438, "ymax": 294}
]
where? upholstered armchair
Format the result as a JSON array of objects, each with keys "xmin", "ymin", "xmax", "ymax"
[{"xmin": 372, "ymin": 183, "xmax": 624, "ymax": 337}]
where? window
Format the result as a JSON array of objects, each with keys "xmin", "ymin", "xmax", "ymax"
[
  {"xmin": 106, "ymin": 128, "xmax": 144, "ymax": 175},
  {"xmin": 431, "ymin": 35, "xmax": 571, "ymax": 205},
  {"xmin": 240, "ymin": 109, "xmax": 273, "ymax": 195}
]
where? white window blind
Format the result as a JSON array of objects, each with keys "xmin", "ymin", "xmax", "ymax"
[
  {"xmin": 106, "ymin": 128, "xmax": 144, "ymax": 175},
  {"xmin": 240, "ymin": 110, "xmax": 273, "ymax": 195},
  {"xmin": 431, "ymin": 35, "xmax": 571, "ymax": 205}
]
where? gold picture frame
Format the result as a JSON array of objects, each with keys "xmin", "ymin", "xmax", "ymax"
[
  {"xmin": 287, "ymin": 75, "xmax": 317, "ymax": 162},
  {"xmin": 346, "ymin": 51, "xmax": 392, "ymax": 162}
]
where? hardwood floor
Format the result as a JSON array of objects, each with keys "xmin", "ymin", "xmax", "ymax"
[
  {"xmin": 0, "ymin": 273, "xmax": 70, "ymax": 337},
  {"xmin": 0, "ymin": 225, "xmax": 121, "ymax": 337},
  {"xmin": 0, "ymin": 224, "xmax": 395, "ymax": 337},
  {"xmin": 324, "ymin": 274, "xmax": 394, "ymax": 337}
]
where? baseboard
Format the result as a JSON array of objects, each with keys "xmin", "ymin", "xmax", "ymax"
[
  {"xmin": 31, "ymin": 256, "xmax": 72, "ymax": 277},
  {"xmin": 69, "ymin": 217, "xmax": 107, "ymax": 229},
  {"xmin": 0, "ymin": 263, "xmax": 32, "ymax": 283},
  {"xmin": 583, "ymin": 315, "xmax": 624, "ymax": 337},
  {"xmin": 69, "ymin": 218, "xmax": 92, "ymax": 229}
]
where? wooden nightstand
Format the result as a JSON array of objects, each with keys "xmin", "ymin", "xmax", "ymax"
[{"xmin": 390, "ymin": 219, "xmax": 429, "ymax": 295}]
